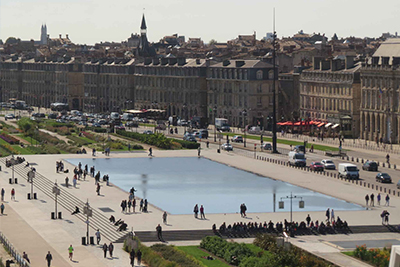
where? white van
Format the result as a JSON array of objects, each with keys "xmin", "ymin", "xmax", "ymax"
[
  {"xmin": 122, "ymin": 113, "xmax": 134, "ymax": 121},
  {"xmin": 338, "ymin": 163, "xmax": 359, "ymax": 179},
  {"xmin": 288, "ymin": 151, "xmax": 306, "ymax": 167}
]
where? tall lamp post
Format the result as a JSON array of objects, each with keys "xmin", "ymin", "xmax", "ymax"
[
  {"xmin": 213, "ymin": 106, "xmax": 217, "ymax": 142},
  {"xmin": 83, "ymin": 200, "xmax": 93, "ymax": 245},
  {"xmin": 27, "ymin": 169, "xmax": 35, "ymax": 199},
  {"xmin": 242, "ymin": 109, "xmax": 247, "ymax": 147},
  {"xmin": 279, "ymin": 192, "xmax": 304, "ymax": 223},
  {"xmin": 183, "ymin": 104, "xmax": 187, "ymax": 134},
  {"xmin": 52, "ymin": 181, "xmax": 60, "ymax": 219},
  {"xmin": 271, "ymin": 13, "xmax": 278, "ymax": 153}
]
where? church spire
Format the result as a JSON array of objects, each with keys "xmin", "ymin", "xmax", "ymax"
[{"xmin": 140, "ymin": 14, "xmax": 147, "ymax": 30}]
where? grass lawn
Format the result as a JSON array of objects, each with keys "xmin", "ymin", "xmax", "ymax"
[
  {"xmin": 139, "ymin": 123, "xmax": 156, "ymax": 127},
  {"xmin": 0, "ymin": 138, "xmax": 36, "ymax": 155},
  {"xmin": 221, "ymin": 132, "xmax": 343, "ymax": 152},
  {"xmin": 342, "ymin": 251, "xmax": 354, "ymax": 256},
  {"xmin": 16, "ymin": 134, "xmax": 39, "ymax": 145},
  {"xmin": 176, "ymin": 246, "xmax": 230, "ymax": 267}
]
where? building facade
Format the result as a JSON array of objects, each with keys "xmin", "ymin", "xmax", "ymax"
[
  {"xmin": 207, "ymin": 60, "xmax": 276, "ymax": 129},
  {"xmin": 299, "ymin": 56, "xmax": 361, "ymax": 137}
]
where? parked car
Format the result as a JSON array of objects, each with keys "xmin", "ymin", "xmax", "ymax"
[
  {"xmin": 309, "ymin": 162, "xmax": 324, "ymax": 171},
  {"xmin": 125, "ymin": 121, "xmax": 139, "ymax": 128},
  {"xmin": 294, "ymin": 145, "xmax": 305, "ymax": 153},
  {"xmin": 78, "ymin": 121, "xmax": 88, "ymax": 126},
  {"xmin": 375, "ymin": 173, "xmax": 392, "ymax": 183},
  {"xmin": 362, "ymin": 161, "xmax": 378, "ymax": 171},
  {"xmin": 115, "ymin": 126, "xmax": 126, "ymax": 131},
  {"xmin": 183, "ymin": 135, "xmax": 196, "ymax": 142},
  {"xmin": 143, "ymin": 130, "xmax": 153, "ymax": 135},
  {"xmin": 198, "ymin": 129, "xmax": 209, "ymax": 139},
  {"xmin": 5, "ymin": 114, "xmax": 15, "ymax": 120},
  {"xmin": 93, "ymin": 123, "xmax": 101, "ymax": 128},
  {"xmin": 321, "ymin": 159, "xmax": 336, "ymax": 170},
  {"xmin": 48, "ymin": 113, "xmax": 58, "ymax": 119},
  {"xmin": 221, "ymin": 143, "xmax": 233, "ymax": 151},
  {"xmin": 261, "ymin": 143, "xmax": 272, "ymax": 150},
  {"xmin": 232, "ymin": 135, "xmax": 243, "ymax": 143}
]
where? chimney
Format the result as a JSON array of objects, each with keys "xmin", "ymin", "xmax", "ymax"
[
  {"xmin": 235, "ymin": 60, "xmax": 245, "ymax": 67},
  {"xmin": 371, "ymin": 56, "xmax": 379, "ymax": 65},
  {"xmin": 161, "ymin": 57, "xmax": 168, "ymax": 65},
  {"xmin": 392, "ymin": 57, "xmax": 400, "ymax": 66},
  {"xmin": 177, "ymin": 57, "xmax": 186, "ymax": 66},
  {"xmin": 144, "ymin": 58, "xmax": 152, "ymax": 65},
  {"xmin": 205, "ymin": 59, "xmax": 210, "ymax": 67},
  {"xmin": 381, "ymin": 56, "xmax": 390, "ymax": 66},
  {"xmin": 344, "ymin": 56, "xmax": 354, "ymax": 69},
  {"xmin": 222, "ymin": 59, "xmax": 230, "ymax": 66},
  {"xmin": 313, "ymin": 57, "xmax": 323, "ymax": 70},
  {"xmin": 196, "ymin": 58, "xmax": 201, "ymax": 64},
  {"xmin": 66, "ymin": 34, "xmax": 69, "ymax": 39},
  {"xmin": 320, "ymin": 60, "xmax": 330, "ymax": 70},
  {"xmin": 168, "ymin": 58, "xmax": 177, "ymax": 65},
  {"xmin": 152, "ymin": 58, "xmax": 160, "ymax": 65},
  {"xmin": 59, "ymin": 34, "xmax": 62, "ymax": 39}
]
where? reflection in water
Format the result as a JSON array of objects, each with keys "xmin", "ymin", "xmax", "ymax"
[{"xmin": 66, "ymin": 157, "xmax": 363, "ymax": 215}]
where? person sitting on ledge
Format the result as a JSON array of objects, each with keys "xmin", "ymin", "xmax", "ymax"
[
  {"xmin": 118, "ymin": 223, "xmax": 128, "ymax": 231},
  {"xmin": 109, "ymin": 215, "xmax": 116, "ymax": 223},
  {"xmin": 71, "ymin": 206, "xmax": 80, "ymax": 215}
]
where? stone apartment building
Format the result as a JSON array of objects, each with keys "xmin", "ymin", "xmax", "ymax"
[
  {"xmin": 360, "ymin": 38, "xmax": 400, "ymax": 143},
  {"xmin": 299, "ymin": 56, "xmax": 361, "ymax": 137},
  {"xmin": 134, "ymin": 57, "xmax": 208, "ymax": 119},
  {"xmin": 207, "ymin": 59, "xmax": 276, "ymax": 129}
]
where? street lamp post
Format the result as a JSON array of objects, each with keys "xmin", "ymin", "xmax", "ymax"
[
  {"xmin": 279, "ymin": 192, "xmax": 304, "ymax": 223},
  {"xmin": 213, "ymin": 106, "xmax": 217, "ymax": 142},
  {"xmin": 271, "ymin": 15, "xmax": 278, "ymax": 154},
  {"xmin": 52, "ymin": 181, "xmax": 60, "ymax": 219},
  {"xmin": 242, "ymin": 109, "xmax": 247, "ymax": 147},
  {"xmin": 27, "ymin": 169, "xmax": 35, "ymax": 199},
  {"xmin": 83, "ymin": 200, "xmax": 93, "ymax": 245}
]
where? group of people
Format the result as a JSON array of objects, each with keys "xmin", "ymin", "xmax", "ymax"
[
  {"xmin": 101, "ymin": 242, "xmax": 115, "ymax": 258},
  {"xmin": 55, "ymin": 160, "xmax": 67, "ymax": 173},
  {"xmin": 6, "ymin": 156, "xmax": 25, "ymax": 167},
  {"xmin": 128, "ymin": 248, "xmax": 142, "ymax": 267},
  {"xmin": 365, "ymin": 193, "xmax": 390, "ymax": 207},
  {"xmin": 108, "ymin": 215, "xmax": 128, "ymax": 231},
  {"xmin": 104, "ymin": 147, "xmax": 111, "ymax": 156},
  {"xmin": 75, "ymin": 148, "xmax": 87, "ymax": 154},
  {"xmin": 193, "ymin": 204, "xmax": 206, "ymax": 219},
  {"xmin": 239, "ymin": 203, "xmax": 247, "ymax": 217}
]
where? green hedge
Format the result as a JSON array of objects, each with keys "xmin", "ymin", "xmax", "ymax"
[
  {"xmin": 123, "ymin": 236, "xmax": 179, "ymax": 267},
  {"xmin": 67, "ymin": 136, "xmax": 91, "ymax": 146},
  {"xmin": 173, "ymin": 139, "xmax": 200, "ymax": 149},
  {"xmin": 116, "ymin": 130, "xmax": 172, "ymax": 149},
  {"xmin": 86, "ymin": 127, "xmax": 107, "ymax": 133},
  {"xmin": 151, "ymin": 244, "xmax": 206, "ymax": 267}
]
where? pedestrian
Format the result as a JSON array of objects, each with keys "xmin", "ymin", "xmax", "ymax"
[
  {"xmin": 386, "ymin": 154, "xmax": 390, "ymax": 164},
  {"xmin": 148, "ymin": 147, "xmax": 153, "ymax": 157},
  {"xmin": 193, "ymin": 204, "xmax": 199, "ymax": 218},
  {"xmin": 109, "ymin": 242, "xmax": 114, "ymax": 258},
  {"xmin": 65, "ymin": 177, "xmax": 69, "ymax": 188},
  {"xmin": 144, "ymin": 199, "xmax": 148, "ymax": 212},
  {"xmin": 242, "ymin": 203, "xmax": 247, "ymax": 217},
  {"xmin": 68, "ymin": 245, "xmax": 74, "ymax": 261},
  {"xmin": 128, "ymin": 199, "xmax": 132, "ymax": 213},
  {"xmin": 1, "ymin": 203, "xmax": 4, "ymax": 215},
  {"xmin": 140, "ymin": 199, "xmax": 144, "ymax": 212},
  {"xmin": 73, "ymin": 175, "xmax": 77, "ymax": 188},
  {"xmin": 130, "ymin": 249, "xmax": 135, "ymax": 267},
  {"xmin": 385, "ymin": 194, "xmax": 390, "ymax": 206},
  {"xmin": 11, "ymin": 188, "xmax": 15, "ymax": 201},
  {"xmin": 163, "ymin": 211, "xmax": 167, "ymax": 224},
  {"xmin": 331, "ymin": 209, "xmax": 335, "ymax": 222},
  {"xmin": 198, "ymin": 147, "xmax": 201, "ymax": 157},
  {"xmin": 45, "ymin": 251, "xmax": 52, "ymax": 267},
  {"xmin": 200, "ymin": 205, "xmax": 205, "ymax": 219},
  {"xmin": 156, "ymin": 224, "xmax": 163, "ymax": 241},
  {"xmin": 96, "ymin": 183, "xmax": 101, "ymax": 196},
  {"xmin": 1, "ymin": 188, "xmax": 4, "ymax": 201},
  {"xmin": 365, "ymin": 194, "xmax": 369, "ymax": 206},
  {"xmin": 137, "ymin": 249, "xmax": 142, "ymax": 266},
  {"xmin": 92, "ymin": 148, "xmax": 96, "ymax": 156},
  {"xmin": 385, "ymin": 211, "xmax": 390, "ymax": 225},
  {"xmin": 206, "ymin": 141, "xmax": 209, "ymax": 148},
  {"xmin": 23, "ymin": 252, "xmax": 30, "ymax": 263},
  {"xmin": 381, "ymin": 210, "xmax": 387, "ymax": 224},
  {"xmin": 132, "ymin": 198, "xmax": 136, "ymax": 213},
  {"xmin": 377, "ymin": 193, "xmax": 381, "ymax": 205},
  {"xmin": 128, "ymin": 143, "xmax": 131, "ymax": 151},
  {"xmin": 240, "ymin": 204, "xmax": 243, "ymax": 217},
  {"xmin": 325, "ymin": 208, "xmax": 330, "ymax": 221},
  {"xmin": 102, "ymin": 243, "xmax": 108, "ymax": 258},
  {"xmin": 370, "ymin": 193, "xmax": 374, "ymax": 207},
  {"xmin": 306, "ymin": 214, "xmax": 311, "ymax": 227},
  {"xmin": 95, "ymin": 229, "xmax": 101, "ymax": 245}
]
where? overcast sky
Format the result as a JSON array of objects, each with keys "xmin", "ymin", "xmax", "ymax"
[{"xmin": 1, "ymin": 0, "xmax": 399, "ymax": 45}]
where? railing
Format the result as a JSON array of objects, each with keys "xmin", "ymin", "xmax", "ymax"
[{"xmin": 0, "ymin": 231, "xmax": 30, "ymax": 267}]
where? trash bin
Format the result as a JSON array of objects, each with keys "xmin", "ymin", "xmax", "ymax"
[
  {"xmin": 0, "ymin": 166, "xmax": 2, "ymax": 171},
  {"xmin": 51, "ymin": 212, "xmax": 55, "ymax": 220},
  {"xmin": 90, "ymin": 236, "xmax": 94, "ymax": 245},
  {"xmin": 82, "ymin": 237, "xmax": 86, "ymax": 245},
  {"xmin": 34, "ymin": 193, "xmax": 37, "ymax": 199},
  {"xmin": 58, "ymin": 212, "xmax": 62, "ymax": 219},
  {"xmin": 217, "ymin": 149, "xmax": 220, "ymax": 153},
  {"xmin": 8, "ymin": 178, "xmax": 12, "ymax": 184},
  {"xmin": 14, "ymin": 178, "xmax": 17, "ymax": 184},
  {"xmin": 27, "ymin": 193, "xmax": 31, "ymax": 199}
]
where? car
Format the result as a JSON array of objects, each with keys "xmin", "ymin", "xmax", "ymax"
[
  {"xmin": 125, "ymin": 121, "xmax": 139, "ymax": 128},
  {"xmin": 5, "ymin": 114, "xmax": 15, "ymax": 120},
  {"xmin": 221, "ymin": 143, "xmax": 233, "ymax": 151},
  {"xmin": 362, "ymin": 161, "xmax": 378, "ymax": 171},
  {"xmin": 143, "ymin": 130, "xmax": 153, "ymax": 135},
  {"xmin": 183, "ymin": 135, "xmax": 197, "ymax": 142},
  {"xmin": 321, "ymin": 159, "xmax": 336, "ymax": 170},
  {"xmin": 93, "ymin": 123, "xmax": 101, "ymax": 128},
  {"xmin": 198, "ymin": 129, "xmax": 209, "ymax": 139},
  {"xmin": 309, "ymin": 162, "xmax": 324, "ymax": 171},
  {"xmin": 48, "ymin": 113, "xmax": 58, "ymax": 119},
  {"xmin": 56, "ymin": 119, "xmax": 66, "ymax": 123},
  {"xmin": 115, "ymin": 126, "xmax": 126, "ymax": 131},
  {"xmin": 261, "ymin": 143, "xmax": 272, "ymax": 150},
  {"xmin": 78, "ymin": 121, "xmax": 88, "ymax": 126},
  {"xmin": 376, "ymin": 173, "xmax": 392, "ymax": 183},
  {"xmin": 232, "ymin": 135, "xmax": 243, "ymax": 143},
  {"xmin": 294, "ymin": 145, "xmax": 305, "ymax": 153}
]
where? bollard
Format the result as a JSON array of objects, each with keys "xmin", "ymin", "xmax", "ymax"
[
  {"xmin": 334, "ymin": 174, "xmax": 336, "ymax": 178},
  {"xmin": 388, "ymin": 164, "xmax": 391, "ymax": 168},
  {"xmin": 395, "ymin": 165, "xmax": 397, "ymax": 169},
  {"xmin": 58, "ymin": 211, "xmax": 62, "ymax": 219},
  {"xmin": 356, "ymin": 180, "xmax": 358, "ymax": 185},
  {"xmin": 372, "ymin": 184, "xmax": 374, "ymax": 189},
  {"xmin": 383, "ymin": 163, "xmax": 385, "ymax": 168},
  {"xmin": 352, "ymin": 157, "xmax": 354, "ymax": 161},
  {"xmin": 361, "ymin": 159, "xmax": 364, "ymax": 163},
  {"xmin": 82, "ymin": 237, "xmax": 86, "ymax": 245},
  {"xmin": 330, "ymin": 173, "xmax": 333, "ymax": 177},
  {"xmin": 347, "ymin": 156, "xmax": 349, "ymax": 161},
  {"xmin": 384, "ymin": 188, "xmax": 386, "ymax": 193},
  {"xmin": 357, "ymin": 158, "xmax": 359, "ymax": 163},
  {"xmin": 377, "ymin": 162, "xmax": 380, "ymax": 166},
  {"xmin": 51, "ymin": 212, "xmax": 56, "ymax": 220}
]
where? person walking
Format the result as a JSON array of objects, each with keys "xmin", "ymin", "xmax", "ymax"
[
  {"xmin": 331, "ymin": 209, "xmax": 335, "ymax": 222},
  {"xmin": 386, "ymin": 154, "xmax": 390, "ymax": 164},
  {"xmin": 130, "ymin": 249, "xmax": 135, "ymax": 267},
  {"xmin": 198, "ymin": 147, "xmax": 201, "ymax": 157},
  {"xmin": 73, "ymin": 175, "xmax": 77, "ymax": 188},
  {"xmin": 148, "ymin": 147, "xmax": 153, "ymax": 157},
  {"xmin": 11, "ymin": 188, "xmax": 15, "ymax": 201},
  {"xmin": 200, "ymin": 205, "xmax": 206, "ymax": 219},
  {"xmin": 163, "ymin": 211, "xmax": 167, "ymax": 224},
  {"xmin": 306, "ymin": 214, "xmax": 311, "ymax": 227},
  {"xmin": 381, "ymin": 210, "xmax": 387, "ymax": 224},
  {"xmin": 325, "ymin": 208, "xmax": 330, "ymax": 222},
  {"xmin": 156, "ymin": 224, "xmax": 163, "ymax": 241},
  {"xmin": 1, "ymin": 188, "xmax": 4, "ymax": 201},
  {"xmin": 68, "ymin": 245, "xmax": 74, "ymax": 261},
  {"xmin": 1, "ymin": 203, "xmax": 4, "ymax": 215},
  {"xmin": 65, "ymin": 177, "xmax": 69, "ymax": 188},
  {"xmin": 377, "ymin": 193, "xmax": 381, "ymax": 205},
  {"xmin": 385, "ymin": 194, "xmax": 390, "ymax": 206},
  {"xmin": 45, "ymin": 251, "xmax": 52, "ymax": 267},
  {"xmin": 384, "ymin": 211, "xmax": 390, "ymax": 225},
  {"xmin": 193, "ymin": 204, "xmax": 199, "ymax": 218},
  {"xmin": 109, "ymin": 242, "xmax": 114, "ymax": 258},
  {"xmin": 370, "ymin": 193, "xmax": 375, "ymax": 207},
  {"xmin": 132, "ymin": 198, "xmax": 136, "ymax": 213},
  {"xmin": 102, "ymin": 243, "xmax": 108, "ymax": 258},
  {"xmin": 95, "ymin": 229, "xmax": 101, "ymax": 245},
  {"xmin": 365, "ymin": 194, "xmax": 369, "ymax": 206},
  {"xmin": 137, "ymin": 249, "xmax": 142, "ymax": 266},
  {"xmin": 140, "ymin": 199, "xmax": 144, "ymax": 212},
  {"xmin": 96, "ymin": 183, "xmax": 101, "ymax": 196},
  {"xmin": 127, "ymin": 199, "xmax": 132, "ymax": 213}
]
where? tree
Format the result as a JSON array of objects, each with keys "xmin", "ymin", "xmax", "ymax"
[
  {"xmin": 209, "ymin": 39, "xmax": 218, "ymax": 46},
  {"xmin": 5, "ymin": 37, "xmax": 20, "ymax": 45},
  {"xmin": 17, "ymin": 117, "xmax": 34, "ymax": 135}
]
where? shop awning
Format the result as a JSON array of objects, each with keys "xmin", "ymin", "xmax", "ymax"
[
  {"xmin": 325, "ymin": 123, "xmax": 332, "ymax": 128},
  {"xmin": 332, "ymin": 124, "xmax": 340, "ymax": 129},
  {"xmin": 126, "ymin": 109, "xmax": 143, "ymax": 114},
  {"xmin": 317, "ymin": 122, "xmax": 325, "ymax": 127}
]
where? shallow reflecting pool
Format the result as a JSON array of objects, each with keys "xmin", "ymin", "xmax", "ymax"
[{"xmin": 66, "ymin": 157, "xmax": 362, "ymax": 215}]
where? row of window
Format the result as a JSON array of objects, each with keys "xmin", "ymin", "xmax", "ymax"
[
  {"xmin": 135, "ymin": 66, "xmax": 201, "ymax": 77},
  {"xmin": 302, "ymin": 72, "xmax": 354, "ymax": 82},
  {"xmin": 362, "ymin": 89, "xmax": 393, "ymax": 110},
  {"xmin": 300, "ymin": 96, "xmax": 353, "ymax": 112},
  {"xmin": 301, "ymin": 83, "xmax": 353, "ymax": 96},
  {"xmin": 135, "ymin": 89, "xmax": 198, "ymax": 105},
  {"xmin": 84, "ymin": 74, "xmax": 130, "ymax": 86},
  {"xmin": 135, "ymin": 76, "xmax": 199, "ymax": 89},
  {"xmin": 362, "ymin": 76, "xmax": 398, "ymax": 89}
]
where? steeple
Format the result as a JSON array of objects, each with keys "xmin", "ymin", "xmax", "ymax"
[{"xmin": 141, "ymin": 14, "xmax": 147, "ymax": 30}]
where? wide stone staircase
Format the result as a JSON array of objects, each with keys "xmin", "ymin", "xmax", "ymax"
[{"xmin": 0, "ymin": 157, "xmax": 128, "ymax": 243}]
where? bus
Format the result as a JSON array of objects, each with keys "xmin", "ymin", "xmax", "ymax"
[{"xmin": 51, "ymin": 102, "xmax": 70, "ymax": 111}]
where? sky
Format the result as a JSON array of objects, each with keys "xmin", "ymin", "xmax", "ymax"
[{"xmin": 0, "ymin": 0, "xmax": 399, "ymax": 45}]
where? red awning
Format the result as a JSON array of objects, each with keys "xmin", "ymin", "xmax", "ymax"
[
  {"xmin": 317, "ymin": 122, "xmax": 325, "ymax": 127},
  {"xmin": 294, "ymin": 121, "xmax": 301, "ymax": 126}
]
